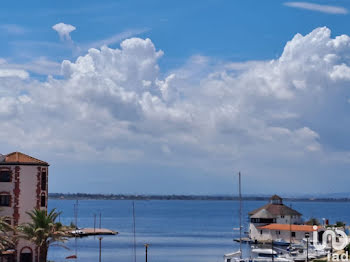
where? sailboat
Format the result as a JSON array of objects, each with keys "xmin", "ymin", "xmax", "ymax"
[
  {"xmin": 224, "ymin": 172, "xmax": 243, "ymax": 262},
  {"xmin": 223, "ymin": 173, "xmax": 293, "ymax": 262}
]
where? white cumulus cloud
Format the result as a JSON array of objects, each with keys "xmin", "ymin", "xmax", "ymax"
[
  {"xmin": 1, "ymin": 27, "xmax": 350, "ymax": 193},
  {"xmin": 52, "ymin": 22, "xmax": 76, "ymax": 41}
]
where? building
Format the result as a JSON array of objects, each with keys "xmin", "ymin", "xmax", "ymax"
[
  {"xmin": 249, "ymin": 195, "xmax": 321, "ymax": 243},
  {"xmin": 0, "ymin": 152, "xmax": 49, "ymax": 262}
]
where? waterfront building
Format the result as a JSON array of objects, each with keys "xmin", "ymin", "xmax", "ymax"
[
  {"xmin": 0, "ymin": 152, "xmax": 49, "ymax": 262},
  {"xmin": 249, "ymin": 195, "xmax": 321, "ymax": 243}
]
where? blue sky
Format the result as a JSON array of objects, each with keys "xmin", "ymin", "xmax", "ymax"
[
  {"xmin": 2, "ymin": 1, "xmax": 350, "ymax": 195},
  {"xmin": 2, "ymin": 0, "xmax": 350, "ymax": 69}
]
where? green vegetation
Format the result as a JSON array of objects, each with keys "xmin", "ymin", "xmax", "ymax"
[
  {"xmin": 344, "ymin": 243, "xmax": 350, "ymax": 253},
  {"xmin": 0, "ymin": 216, "xmax": 15, "ymax": 251},
  {"xmin": 305, "ymin": 218, "xmax": 320, "ymax": 225},
  {"xmin": 335, "ymin": 221, "xmax": 346, "ymax": 227},
  {"xmin": 48, "ymin": 193, "xmax": 350, "ymax": 201},
  {"xmin": 19, "ymin": 209, "xmax": 70, "ymax": 262}
]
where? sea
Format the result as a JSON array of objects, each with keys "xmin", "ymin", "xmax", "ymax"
[{"xmin": 47, "ymin": 200, "xmax": 350, "ymax": 262}]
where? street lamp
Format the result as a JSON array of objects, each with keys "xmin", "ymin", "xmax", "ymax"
[
  {"xmin": 305, "ymin": 232, "xmax": 310, "ymax": 262},
  {"xmin": 98, "ymin": 237, "xmax": 103, "ymax": 262},
  {"xmin": 144, "ymin": 243, "xmax": 149, "ymax": 262}
]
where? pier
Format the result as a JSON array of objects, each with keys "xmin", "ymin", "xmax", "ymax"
[{"xmin": 69, "ymin": 228, "xmax": 118, "ymax": 237}]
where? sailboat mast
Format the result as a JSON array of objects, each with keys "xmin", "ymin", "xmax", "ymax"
[
  {"xmin": 239, "ymin": 172, "xmax": 242, "ymax": 258},
  {"xmin": 132, "ymin": 201, "xmax": 137, "ymax": 262}
]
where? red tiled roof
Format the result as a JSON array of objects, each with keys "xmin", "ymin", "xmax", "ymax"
[
  {"xmin": 1, "ymin": 152, "xmax": 48, "ymax": 165},
  {"xmin": 258, "ymin": 224, "xmax": 320, "ymax": 232}
]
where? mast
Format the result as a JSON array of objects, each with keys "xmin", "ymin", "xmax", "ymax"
[
  {"xmin": 132, "ymin": 201, "xmax": 137, "ymax": 262},
  {"xmin": 239, "ymin": 172, "xmax": 242, "ymax": 258}
]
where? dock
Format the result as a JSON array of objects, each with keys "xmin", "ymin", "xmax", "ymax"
[
  {"xmin": 69, "ymin": 228, "xmax": 118, "ymax": 237},
  {"xmin": 234, "ymin": 237, "xmax": 253, "ymax": 243}
]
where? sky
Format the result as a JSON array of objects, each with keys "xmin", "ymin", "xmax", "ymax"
[{"xmin": 1, "ymin": 0, "xmax": 350, "ymax": 195}]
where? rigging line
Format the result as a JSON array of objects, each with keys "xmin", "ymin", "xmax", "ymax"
[{"xmin": 132, "ymin": 201, "xmax": 137, "ymax": 262}]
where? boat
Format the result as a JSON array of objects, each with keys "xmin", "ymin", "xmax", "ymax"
[
  {"xmin": 278, "ymin": 243, "xmax": 328, "ymax": 261},
  {"xmin": 224, "ymin": 172, "xmax": 244, "ymax": 261},
  {"xmin": 224, "ymin": 248, "xmax": 292, "ymax": 262},
  {"xmin": 224, "ymin": 251, "xmax": 242, "ymax": 262},
  {"xmin": 273, "ymin": 239, "xmax": 290, "ymax": 246}
]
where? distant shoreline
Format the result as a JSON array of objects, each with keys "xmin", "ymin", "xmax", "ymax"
[{"xmin": 48, "ymin": 193, "xmax": 350, "ymax": 202}]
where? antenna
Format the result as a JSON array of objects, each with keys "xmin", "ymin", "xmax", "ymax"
[
  {"xmin": 132, "ymin": 201, "xmax": 137, "ymax": 262},
  {"xmin": 239, "ymin": 172, "xmax": 242, "ymax": 259}
]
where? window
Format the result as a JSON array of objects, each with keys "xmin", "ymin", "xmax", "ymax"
[
  {"xmin": 41, "ymin": 194, "xmax": 46, "ymax": 207},
  {"xmin": 291, "ymin": 232, "xmax": 296, "ymax": 237},
  {"xmin": 0, "ymin": 195, "xmax": 10, "ymax": 206},
  {"xmin": 41, "ymin": 171, "xmax": 47, "ymax": 191},
  {"xmin": 0, "ymin": 170, "xmax": 11, "ymax": 182},
  {"xmin": 281, "ymin": 215, "xmax": 285, "ymax": 218}
]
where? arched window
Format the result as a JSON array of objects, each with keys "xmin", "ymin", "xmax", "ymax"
[{"xmin": 20, "ymin": 247, "xmax": 33, "ymax": 262}]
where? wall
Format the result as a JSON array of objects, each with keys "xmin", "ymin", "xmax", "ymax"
[{"xmin": 0, "ymin": 164, "xmax": 48, "ymax": 262}]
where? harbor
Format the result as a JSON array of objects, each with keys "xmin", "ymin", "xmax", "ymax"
[
  {"xmin": 45, "ymin": 198, "xmax": 350, "ymax": 262},
  {"xmin": 224, "ymin": 194, "xmax": 349, "ymax": 262}
]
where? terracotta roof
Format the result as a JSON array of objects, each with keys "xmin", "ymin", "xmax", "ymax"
[
  {"xmin": 258, "ymin": 224, "xmax": 320, "ymax": 232},
  {"xmin": 0, "ymin": 152, "xmax": 48, "ymax": 166},
  {"xmin": 249, "ymin": 203, "xmax": 301, "ymax": 217}
]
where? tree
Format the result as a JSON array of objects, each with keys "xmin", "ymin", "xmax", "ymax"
[
  {"xmin": 335, "ymin": 221, "xmax": 345, "ymax": 227},
  {"xmin": 19, "ymin": 209, "xmax": 69, "ymax": 262},
  {"xmin": 0, "ymin": 216, "xmax": 15, "ymax": 251},
  {"xmin": 305, "ymin": 217, "xmax": 320, "ymax": 226}
]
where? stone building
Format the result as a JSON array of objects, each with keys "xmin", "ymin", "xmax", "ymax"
[{"xmin": 0, "ymin": 152, "xmax": 49, "ymax": 262}]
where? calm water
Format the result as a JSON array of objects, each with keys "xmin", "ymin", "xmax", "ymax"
[{"xmin": 47, "ymin": 200, "xmax": 350, "ymax": 262}]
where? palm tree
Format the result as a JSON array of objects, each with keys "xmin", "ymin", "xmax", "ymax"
[
  {"xmin": 0, "ymin": 216, "xmax": 15, "ymax": 251},
  {"xmin": 19, "ymin": 209, "xmax": 68, "ymax": 262}
]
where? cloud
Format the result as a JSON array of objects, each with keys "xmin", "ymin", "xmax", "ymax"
[
  {"xmin": 52, "ymin": 22, "xmax": 76, "ymax": 41},
  {"xmin": 86, "ymin": 28, "xmax": 150, "ymax": 49},
  {"xmin": 0, "ymin": 24, "xmax": 27, "ymax": 35},
  {"xmin": 284, "ymin": 2, "xmax": 348, "ymax": 14},
  {"xmin": 0, "ymin": 69, "xmax": 28, "ymax": 79},
  {"xmin": 0, "ymin": 57, "xmax": 61, "ymax": 76},
  {"xmin": 2, "ymin": 27, "xmax": 350, "ymax": 193}
]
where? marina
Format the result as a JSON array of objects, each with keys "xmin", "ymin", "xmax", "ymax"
[
  {"xmin": 224, "ymin": 175, "xmax": 348, "ymax": 262},
  {"xmin": 46, "ymin": 199, "xmax": 350, "ymax": 262}
]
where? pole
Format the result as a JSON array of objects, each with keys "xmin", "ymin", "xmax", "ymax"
[
  {"xmin": 306, "ymin": 237, "xmax": 309, "ymax": 262},
  {"xmin": 133, "ymin": 201, "xmax": 137, "ymax": 262},
  {"xmin": 144, "ymin": 244, "xmax": 149, "ymax": 262},
  {"xmin": 99, "ymin": 212, "xmax": 102, "ymax": 229},
  {"xmin": 99, "ymin": 237, "xmax": 103, "ymax": 262},
  {"xmin": 94, "ymin": 214, "xmax": 96, "ymax": 233},
  {"xmin": 271, "ymin": 239, "xmax": 274, "ymax": 262},
  {"xmin": 239, "ymin": 172, "xmax": 242, "ymax": 259},
  {"xmin": 75, "ymin": 199, "xmax": 78, "ymax": 229},
  {"xmin": 331, "ymin": 234, "xmax": 333, "ymax": 259}
]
